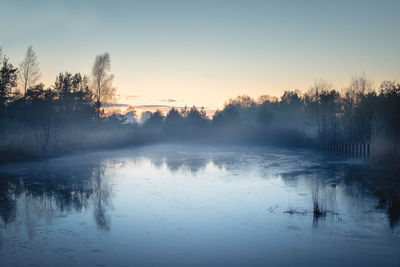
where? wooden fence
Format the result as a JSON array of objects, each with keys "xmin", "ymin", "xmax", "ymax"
[{"xmin": 322, "ymin": 143, "xmax": 370, "ymax": 158}]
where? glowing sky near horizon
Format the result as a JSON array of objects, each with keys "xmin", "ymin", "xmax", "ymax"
[{"xmin": 1, "ymin": 0, "xmax": 399, "ymax": 109}]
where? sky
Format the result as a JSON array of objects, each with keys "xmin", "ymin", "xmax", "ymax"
[{"xmin": 1, "ymin": 0, "xmax": 400, "ymax": 109}]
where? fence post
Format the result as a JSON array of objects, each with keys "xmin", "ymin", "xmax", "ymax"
[
  {"xmin": 356, "ymin": 144, "xmax": 359, "ymax": 158},
  {"xmin": 361, "ymin": 144, "xmax": 364, "ymax": 158}
]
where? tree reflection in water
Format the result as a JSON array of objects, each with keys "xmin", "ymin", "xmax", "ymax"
[
  {"xmin": 0, "ymin": 160, "xmax": 113, "ymax": 241},
  {"xmin": 0, "ymin": 147, "xmax": 399, "ymax": 245}
]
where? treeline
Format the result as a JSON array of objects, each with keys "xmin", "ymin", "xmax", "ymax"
[
  {"xmin": 0, "ymin": 47, "xmax": 141, "ymax": 161},
  {"xmin": 141, "ymin": 76, "xmax": 400, "ymax": 164},
  {"xmin": 0, "ymin": 47, "xmax": 399, "ymax": 165}
]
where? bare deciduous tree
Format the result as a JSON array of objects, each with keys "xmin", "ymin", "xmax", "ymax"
[
  {"xmin": 348, "ymin": 73, "xmax": 374, "ymax": 100},
  {"xmin": 91, "ymin": 53, "xmax": 115, "ymax": 117},
  {"xmin": 19, "ymin": 46, "xmax": 41, "ymax": 95},
  {"xmin": 306, "ymin": 79, "xmax": 333, "ymax": 139}
]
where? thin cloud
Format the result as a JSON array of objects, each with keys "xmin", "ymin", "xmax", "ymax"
[
  {"xmin": 162, "ymin": 99, "xmax": 177, "ymax": 103},
  {"xmin": 116, "ymin": 94, "xmax": 140, "ymax": 99}
]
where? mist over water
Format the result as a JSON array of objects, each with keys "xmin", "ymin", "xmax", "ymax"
[
  {"xmin": 0, "ymin": 145, "xmax": 398, "ymax": 267},
  {"xmin": 1, "ymin": 1, "xmax": 400, "ymax": 266}
]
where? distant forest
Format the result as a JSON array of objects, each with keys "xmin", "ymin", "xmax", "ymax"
[{"xmin": 0, "ymin": 48, "xmax": 399, "ymax": 165}]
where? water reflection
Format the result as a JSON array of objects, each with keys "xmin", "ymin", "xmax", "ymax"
[
  {"xmin": 0, "ymin": 145, "xmax": 399, "ymax": 243},
  {"xmin": 338, "ymin": 165, "xmax": 400, "ymax": 230},
  {"xmin": 0, "ymin": 160, "xmax": 113, "ymax": 240}
]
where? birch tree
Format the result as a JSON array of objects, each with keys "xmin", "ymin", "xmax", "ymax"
[
  {"xmin": 19, "ymin": 46, "xmax": 41, "ymax": 94},
  {"xmin": 91, "ymin": 53, "xmax": 115, "ymax": 117}
]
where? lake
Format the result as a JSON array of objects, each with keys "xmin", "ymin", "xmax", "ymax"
[{"xmin": 0, "ymin": 144, "xmax": 399, "ymax": 266}]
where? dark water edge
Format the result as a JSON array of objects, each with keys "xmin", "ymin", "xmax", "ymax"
[{"xmin": 0, "ymin": 144, "xmax": 399, "ymax": 267}]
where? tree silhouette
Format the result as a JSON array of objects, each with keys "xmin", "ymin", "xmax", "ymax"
[
  {"xmin": 19, "ymin": 46, "xmax": 41, "ymax": 95},
  {"xmin": 144, "ymin": 110, "xmax": 164, "ymax": 132},
  {"xmin": 0, "ymin": 47, "xmax": 400, "ymax": 165},
  {"xmin": 0, "ymin": 57, "xmax": 18, "ymax": 118},
  {"xmin": 164, "ymin": 107, "xmax": 183, "ymax": 135},
  {"xmin": 91, "ymin": 53, "xmax": 115, "ymax": 118}
]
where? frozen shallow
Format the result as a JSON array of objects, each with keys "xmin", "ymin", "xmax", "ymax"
[{"xmin": 0, "ymin": 144, "xmax": 399, "ymax": 266}]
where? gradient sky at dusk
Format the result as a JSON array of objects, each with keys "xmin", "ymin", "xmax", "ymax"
[{"xmin": 1, "ymin": 0, "xmax": 399, "ymax": 108}]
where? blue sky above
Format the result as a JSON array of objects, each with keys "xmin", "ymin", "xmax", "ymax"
[{"xmin": 1, "ymin": 0, "xmax": 399, "ymax": 108}]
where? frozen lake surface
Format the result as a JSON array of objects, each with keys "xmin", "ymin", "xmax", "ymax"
[{"xmin": 0, "ymin": 144, "xmax": 399, "ymax": 266}]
